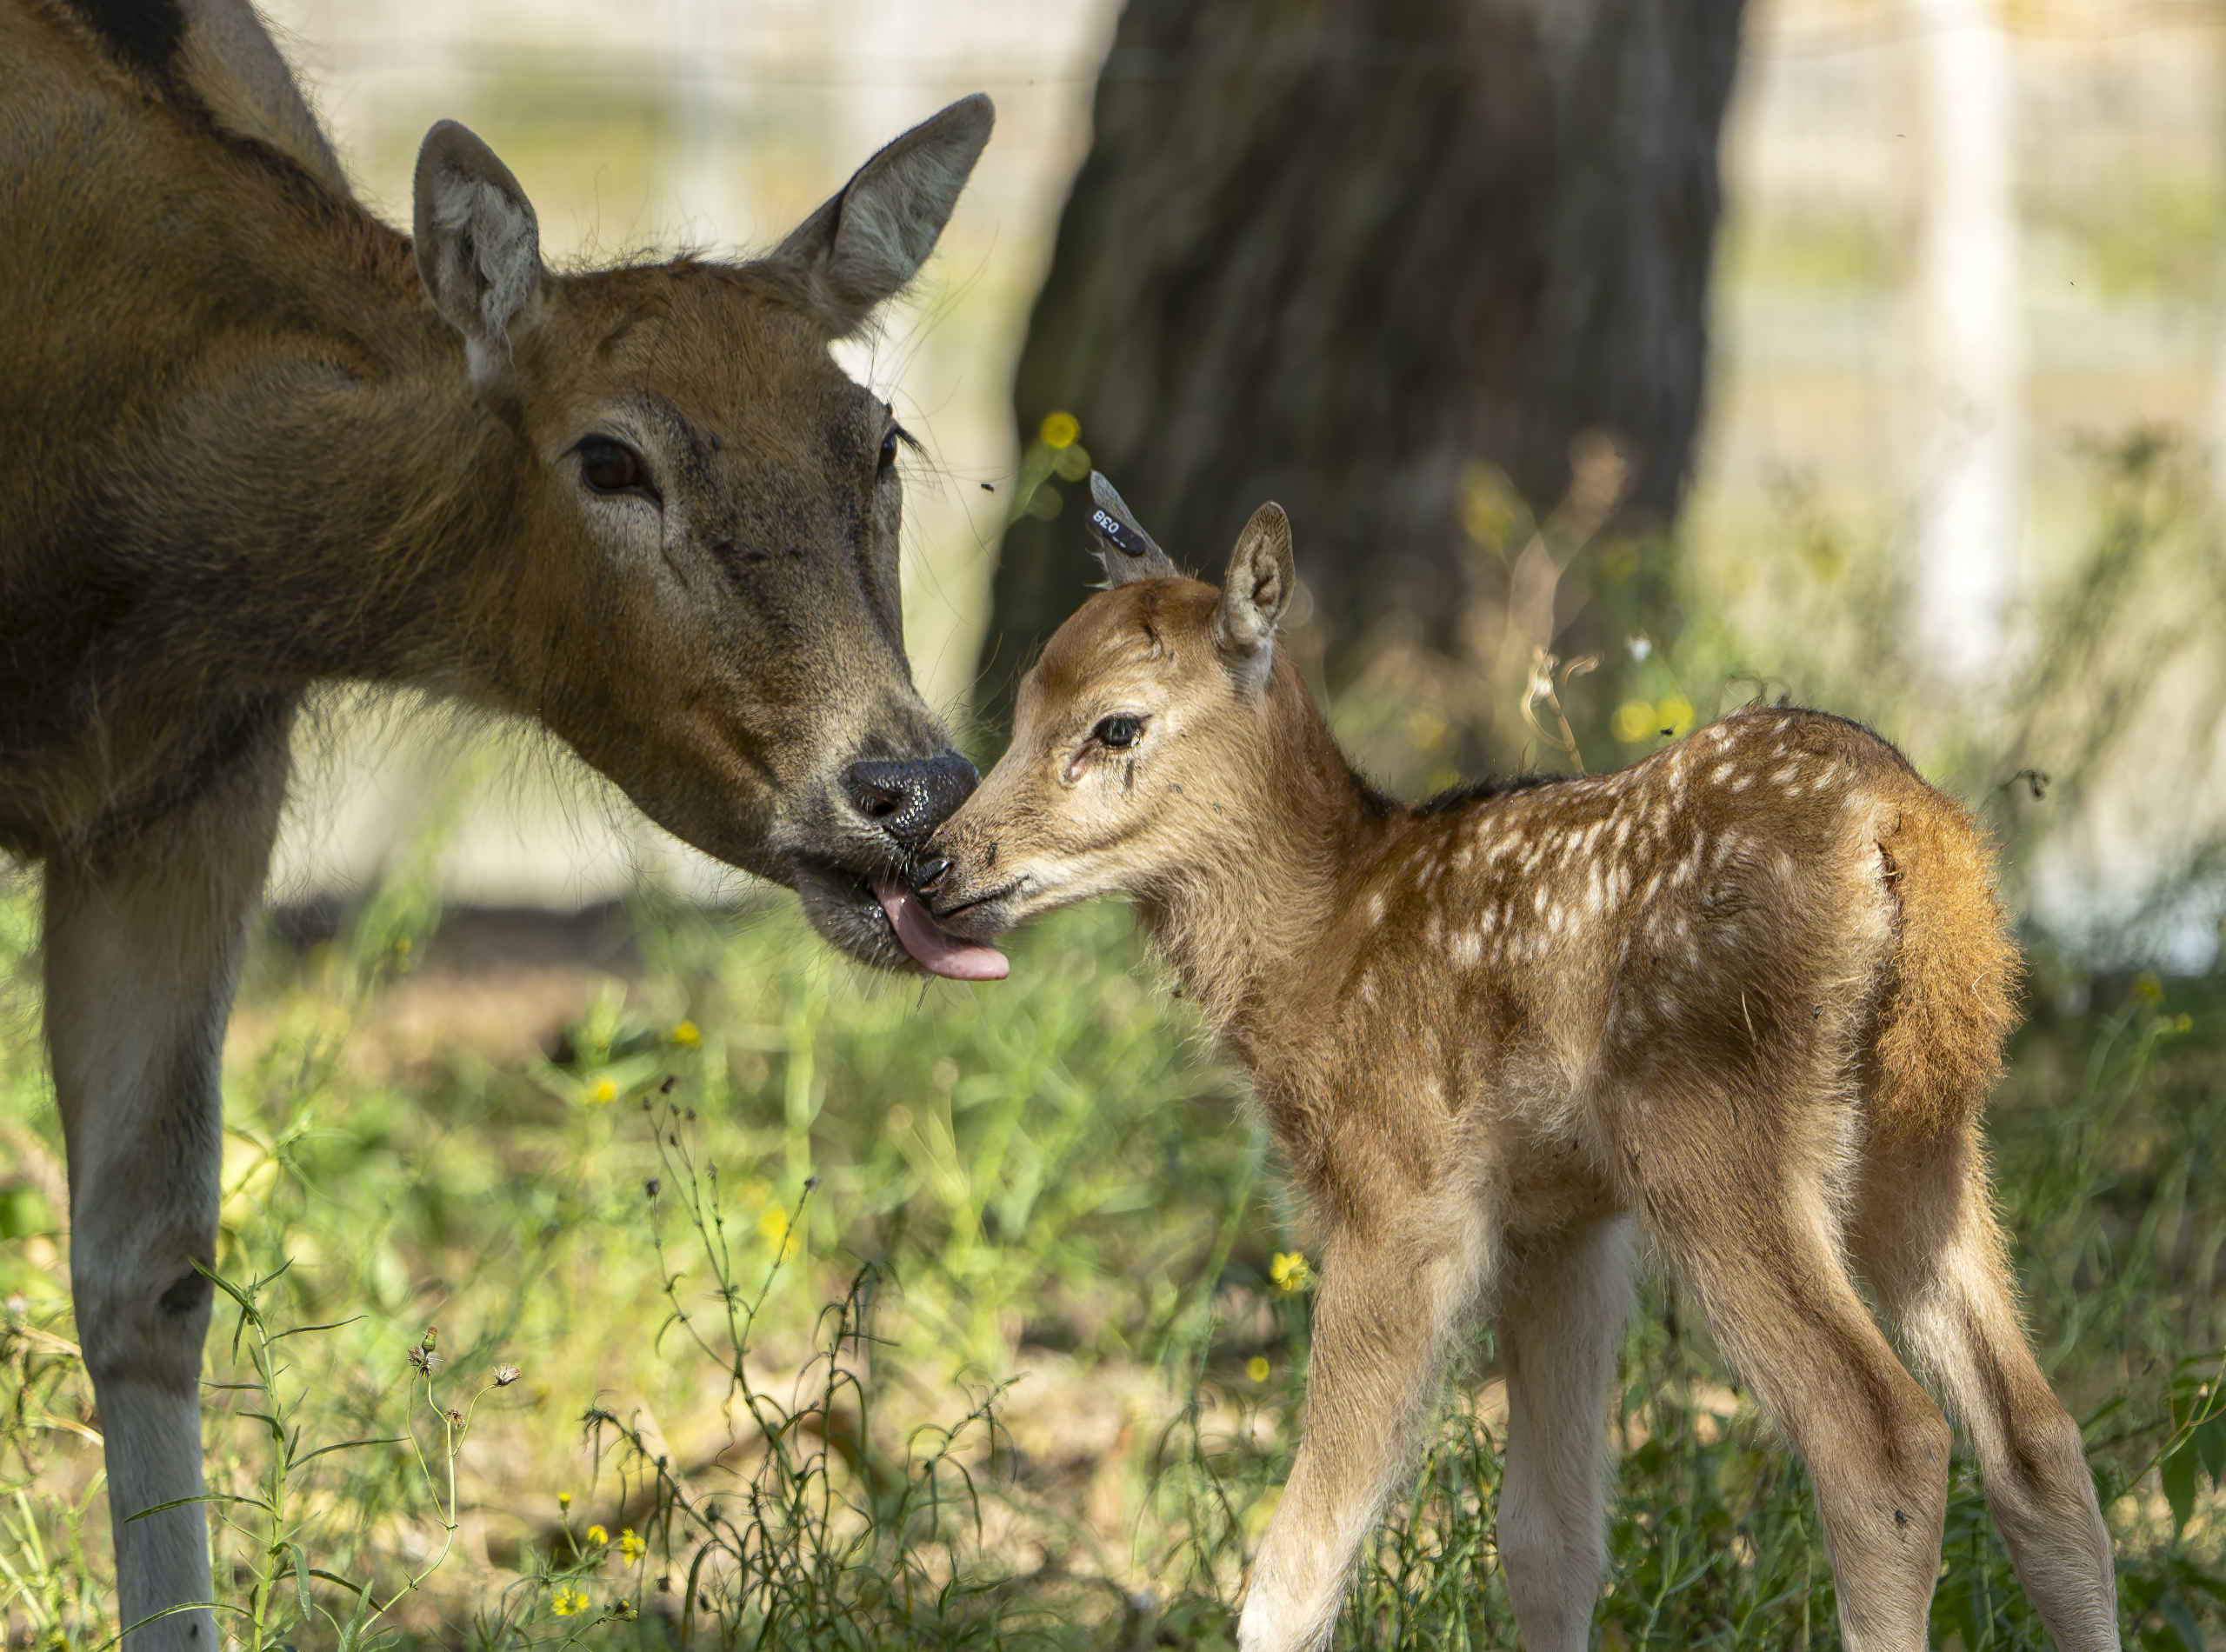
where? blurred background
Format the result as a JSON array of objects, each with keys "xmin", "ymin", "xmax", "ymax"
[
  {"xmin": 7, "ymin": 2, "xmax": 2226, "ymax": 1646},
  {"xmin": 252, "ymin": 0, "xmax": 2225, "ymax": 966}
]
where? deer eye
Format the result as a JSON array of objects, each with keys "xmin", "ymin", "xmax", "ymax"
[
  {"xmin": 1094, "ymin": 715, "xmax": 1143, "ymax": 749},
  {"xmin": 878, "ymin": 423, "xmax": 910, "ymax": 477},
  {"xmin": 574, "ymin": 436, "xmax": 657, "ymax": 503}
]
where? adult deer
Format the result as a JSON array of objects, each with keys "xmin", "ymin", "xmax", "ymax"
[
  {"xmin": 2, "ymin": 0, "xmax": 994, "ymax": 1641},
  {"xmin": 903, "ymin": 476, "xmax": 2122, "ymax": 1652}
]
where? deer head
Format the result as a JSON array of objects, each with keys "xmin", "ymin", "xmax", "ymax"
[
  {"xmin": 407, "ymin": 97, "xmax": 994, "ymax": 970},
  {"xmin": 882, "ymin": 475, "xmax": 1302, "ymax": 977}
]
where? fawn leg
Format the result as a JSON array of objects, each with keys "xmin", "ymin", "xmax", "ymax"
[
  {"xmin": 1236, "ymin": 1202, "xmax": 1494, "ymax": 1652},
  {"xmin": 47, "ymin": 729, "xmax": 289, "ymax": 1648},
  {"xmin": 1496, "ymin": 1215, "xmax": 1635, "ymax": 1652},
  {"xmin": 1636, "ymin": 1129, "xmax": 1950, "ymax": 1652},
  {"xmin": 1856, "ymin": 1126, "xmax": 2120, "ymax": 1651}
]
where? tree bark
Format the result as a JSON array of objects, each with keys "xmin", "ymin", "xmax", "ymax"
[{"xmin": 989, "ymin": 0, "xmax": 1746, "ymax": 763}]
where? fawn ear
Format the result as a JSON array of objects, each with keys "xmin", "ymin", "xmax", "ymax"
[
  {"xmin": 413, "ymin": 121, "xmax": 544, "ymax": 394},
  {"xmin": 763, "ymin": 94, "xmax": 994, "ymax": 338},
  {"xmin": 1215, "ymin": 502, "xmax": 1296, "ymax": 689},
  {"xmin": 1084, "ymin": 471, "xmax": 1179, "ymax": 587}
]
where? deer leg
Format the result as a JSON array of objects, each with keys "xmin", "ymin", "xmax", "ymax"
[
  {"xmin": 46, "ymin": 732, "xmax": 289, "ymax": 1649},
  {"xmin": 1236, "ymin": 1201, "xmax": 1495, "ymax": 1652},
  {"xmin": 1634, "ymin": 1122, "xmax": 1950, "ymax": 1652},
  {"xmin": 1856, "ymin": 1127, "xmax": 2120, "ymax": 1651},
  {"xmin": 1496, "ymin": 1215, "xmax": 1634, "ymax": 1652}
]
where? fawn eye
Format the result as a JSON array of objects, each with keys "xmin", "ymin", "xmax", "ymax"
[
  {"xmin": 1094, "ymin": 715, "xmax": 1143, "ymax": 749},
  {"xmin": 878, "ymin": 423, "xmax": 910, "ymax": 476},
  {"xmin": 574, "ymin": 436, "xmax": 656, "ymax": 503}
]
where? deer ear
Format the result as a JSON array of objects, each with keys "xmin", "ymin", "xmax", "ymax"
[
  {"xmin": 761, "ymin": 94, "xmax": 994, "ymax": 338},
  {"xmin": 413, "ymin": 121, "xmax": 544, "ymax": 393},
  {"xmin": 1215, "ymin": 502, "xmax": 1296, "ymax": 689},
  {"xmin": 1084, "ymin": 471, "xmax": 1179, "ymax": 587}
]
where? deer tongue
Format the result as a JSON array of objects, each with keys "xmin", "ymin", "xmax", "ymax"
[{"xmin": 873, "ymin": 880, "xmax": 1010, "ymax": 982}]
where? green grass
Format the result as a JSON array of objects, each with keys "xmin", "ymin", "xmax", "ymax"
[
  {"xmin": 1, "ymin": 869, "xmax": 2223, "ymax": 1649},
  {"xmin": 3, "ymin": 436, "xmax": 2224, "ymax": 1649}
]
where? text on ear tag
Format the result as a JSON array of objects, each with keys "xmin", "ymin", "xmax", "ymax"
[{"xmin": 1090, "ymin": 508, "xmax": 1149, "ymax": 559}]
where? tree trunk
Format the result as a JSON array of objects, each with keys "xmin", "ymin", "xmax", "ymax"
[{"xmin": 989, "ymin": 0, "xmax": 1746, "ymax": 766}]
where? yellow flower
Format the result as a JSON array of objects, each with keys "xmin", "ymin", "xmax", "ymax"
[
  {"xmin": 557, "ymin": 1490, "xmax": 572, "ymax": 1510},
  {"xmin": 618, "ymin": 1528, "xmax": 645, "ymax": 1562},
  {"xmin": 2175, "ymin": 1013, "xmax": 2194, "ymax": 1035},
  {"xmin": 1611, "ymin": 700, "xmax": 1656, "ymax": 743},
  {"xmin": 585, "ymin": 1523, "xmax": 609, "ymax": 1547},
  {"xmin": 1457, "ymin": 461, "xmax": 1519, "ymax": 550},
  {"xmin": 1039, "ymin": 410, "xmax": 1080, "ymax": 450},
  {"xmin": 2134, "ymin": 972, "xmax": 2163, "ymax": 1006},
  {"xmin": 552, "ymin": 1585, "xmax": 589, "ymax": 1616},
  {"xmin": 1658, "ymin": 694, "xmax": 1696, "ymax": 737},
  {"xmin": 1246, "ymin": 1356, "xmax": 1270, "ymax": 1383},
  {"xmin": 588, "ymin": 1077, "xmax": 618, "ymax": 1106},
  {"xmin": 671, "ymin": 1020, "xmax": 700, "ymax": 1048},
  {"xmin": 758, "ymin": 1205, "xmax": 799, "ymax": 1262},
  {"xmin": 1269, "ymin": 1252, "xmax": 1312, "ymax": 1294}
]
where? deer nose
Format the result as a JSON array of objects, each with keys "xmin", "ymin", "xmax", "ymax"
[
  {"xmin": 842, "ymin": 752, "xmax": 978, "ymax": 853},
  {"xmin": 912, "ymin": 856, "xmax": 952, "ymax": 894}
]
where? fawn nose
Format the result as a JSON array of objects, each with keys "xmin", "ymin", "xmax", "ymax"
[{"xmin": 843, "ymin": 752, "xmax": 978, "ymax": 853}]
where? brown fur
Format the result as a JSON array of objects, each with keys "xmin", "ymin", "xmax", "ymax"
[
  {"xmin": 2, "ymin": 0, "xmax": 992, "ymax": 943},
  {"xmin": 3, "ymin": 8, "xmax": 991, "ymax": 1642},
  {"xmin": 924, "ymin": 491, "xmax": 2118, "ymax": 1652}
]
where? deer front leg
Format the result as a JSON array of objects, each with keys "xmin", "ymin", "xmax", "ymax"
[
  {"xmin": 45, "ymin": 730, "xmax": 290, "ymax": 1649},
  {"xmin": 1238, "ymin": 1201, "xmax": 1493, "ymax": 1652}
]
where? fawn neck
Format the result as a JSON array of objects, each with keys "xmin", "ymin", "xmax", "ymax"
[{"xmin": 1136, "ymin": 663, "xmax": 1393, "ymax": 1055}]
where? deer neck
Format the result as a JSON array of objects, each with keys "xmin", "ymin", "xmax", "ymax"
[
  {"xmin": 137, "ymin": 264, "xmax": 538, "ymax": 696},
  {"xmin": 1138, "ymin": 677, "xmax": 1390, "ymax": 1058}
]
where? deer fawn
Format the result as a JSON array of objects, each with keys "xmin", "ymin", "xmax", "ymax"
[
  {"xmin": 3, "ymin": 1, "xmax": 995, "ymax": 1641},
  {"xmin": 900, "ymin": 476, "xmax": 2121, "ymax": 1652}
]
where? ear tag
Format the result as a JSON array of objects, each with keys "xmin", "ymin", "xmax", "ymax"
[{"xmin": 1090, "ymin": 508, "xmax": 1150, "ymax": 562}]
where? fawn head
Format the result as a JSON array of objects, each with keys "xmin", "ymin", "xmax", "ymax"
[
  {"xmin": 410, "ymin": 97, "xmax": 992, "ymax": 969},
  {"xmin": 883, "ymin": 475, "xmax": 1298, "ymax": 977}
]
